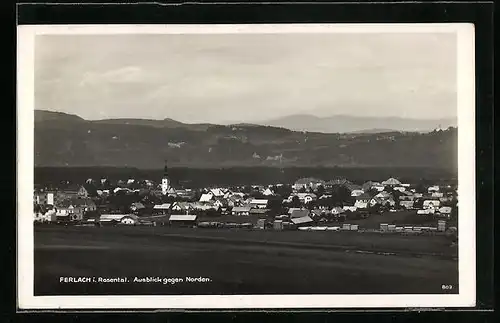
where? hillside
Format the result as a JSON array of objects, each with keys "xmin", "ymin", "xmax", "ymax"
[
  {"xmin": 34, "ymin": 110, "xmax": 458, "ymax": 169},
  {"xmin": 260, "ymin": 114, "xmax": 457, "ymax": 133}
]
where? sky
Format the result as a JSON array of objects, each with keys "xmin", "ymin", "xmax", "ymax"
[{"xmin": 35, "ymin": 32, "xmax": 457, "ymax": 124}]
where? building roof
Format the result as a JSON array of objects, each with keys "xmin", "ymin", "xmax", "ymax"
[
  {"xmin": 81, "ymin": 183, "xmax": 98, "ymax": 196},
  {"xmin": 250, "ymin": 199, "xmax": 269, "ymax": 204},
  {"xmin": 355, "ymin": 193, "xmax": 372, "ymax": 200},
  {"xmin": 325, "ymin": 178, "xmax": 351, "ymax": 186},
  {"xmin": 199, "ymin": 193, "xmax": 213, "ymax": 202},
  {"xmin": 291, "ymin": 216, "xmax": 314, "ymax": 224},
  {"xmin": 381, "ymin": 177, "xmax": 401, "ymax": 185},
  {"xmin": 249, "ymin": 208, "xmax": 270, "ymax": 214},
  {"xmin": 331, "ymin": 207, "xmax": 344, "ymax": 213},
  {"xmin": 210, "ymin": 188, "xmax": 225, "ymax": 197},
  {"xmin": 232, "ymin": 206, "xmax": 252, "ymax": 212},
  {"xmin": 290, "ymin": 209, "xmax": 310, "ymax": 218},
  {"xmin": 169, "ymin": 214, "xmax": 197, "ymax": 221},
  {"xmin": 294, "ymin": 177, "xmax": 325, "ymax": 185},
  {"xmin": 345, "ymin": 183, "xmax": 362, "ymax": 191},
  {"xmin": 153, "ymin": 203, "xmax": 171, "ymax": 210},
  {"xmin": 131, "ymin": 202, "xmax": 145, "ymax": 209}
]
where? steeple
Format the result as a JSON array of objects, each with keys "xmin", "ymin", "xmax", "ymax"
[{"xmin": 163, "ymin": 159, "xmax": 168, "ymax": 177}]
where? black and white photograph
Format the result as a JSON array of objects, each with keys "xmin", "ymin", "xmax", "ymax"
[{"xmin": 17, "ymin": 24, "xmax": 476, "ymax": 309}]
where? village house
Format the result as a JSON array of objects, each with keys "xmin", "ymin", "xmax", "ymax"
[
  {"xmin": 250, "ymin": 199, "xmax": 269, "ymax": 209},
  {"xmin": 428, "ymin": 185, "xmax": 440, "ymax": 193},
  {"xmin": 325, "ymin": 178, "xmax": 350, "ymax": 189},
  {"xmin": 55, "ymin": 198, "xmax": 96, "ymax": 222},
  {"xmin": 330, "ymin": 207, "xmax": 345, "ymax": 216},
  {"xmin": 431, "ymin": 192, "xmax": 444, "ymax": 198},
  {"xmin": 354, "ymin": 193, "xmax": 371, "ymax": 209},
  {"xmin": 361, "ymin": 181, "xmax": 379, "ymax": 191},
  {"xmin": 292, "ymin": 177, "xmax": 325, "ymax": 191},
  {"xmin": 436, "ymin": 206, "xmax": 452, "ymax": 217},
  {"xmin": 400, "ymin": 200, "xmax": 415, "ymax": 209},
  {"xmin": 288, "ymin": 193, "xmax": 317, "ymax": 204},
  {"xmin": 289, "ymin": 208, "xmax": 310, "ymax": 219},
  {"xmin": 170, "ymin": 201, "xmax": 193, "ymax": 213},
  {"xmin": 423, "ymin": 199, "xmax": 441, "ymax": 211},
  {"xmin": 199, "ymin": 192, "xmax": 214, "ymax": 202},
  {"xmin": 152, "ymin": 203, "xmax": 171, "ymax": 215},
  {"xmin": 34, "ymin": 204, "xmax": 57, "ymax": 222},
  {"xmin": 249, "ymin": 208, "xmax": 270, "ymax": 216},
  {"xmin": 78, "ymin": 183, "xmax": 99, "ymax": 198},
  {"xmin": 34, "ymin": 191, "xmax": 55, "ymax": 206},
  {"xmin": 381, "ymin": 177, "xmax": 401, "ymax": 187},
  {"xmin": 169, "ymin": 214, "xmax": 198, "ymax": 227},
  {"xmin": 350, "ymin": 189, "xmax": 365, "ymax": 197},
  {"xmin": 231, "ymin": 206, "xmax": 252, "ymax": 216},
  {"xmin": 369, "ymin": 196, "xmax": 396, "ymax": 208},
  {"xmin": 343, "ymin": 206, "xmax": 357, "ymax": 212},
  {"xmin": 262, "ymin": 188, "xmax": 275, "ymax": 196},
  {"xmin": 291, "ymin": 215, "xmax": 314, "ymax": 227},
  {"xmin": 130, "ymin": 202, "xmax": 145, "ymax": 213}
]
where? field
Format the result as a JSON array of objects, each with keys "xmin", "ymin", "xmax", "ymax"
[{"xmin": 34, "ymin": 225, "xmax": 458, "ymax": 296}]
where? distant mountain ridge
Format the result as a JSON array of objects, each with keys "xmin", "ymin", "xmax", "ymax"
[
  {"xmin": 34, "ymin": 110, "xmax": 457, "ymax": 169},
  {"xmin": 258, "ymin": 114, "xmax": 457, "ymax": 134}
]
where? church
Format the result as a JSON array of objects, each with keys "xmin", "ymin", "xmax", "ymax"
[{"xmin": 161, "ymin": 160, "xmax": 175, "ymax": 196}]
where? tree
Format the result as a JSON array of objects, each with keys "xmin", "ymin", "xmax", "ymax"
[
  {"xmin": 290, "ymin": 195, "xmax": 301, "ymax": 208},
  {"xmin": 315, "ymin": 185, "xmax": 325, "ymax": 197}
]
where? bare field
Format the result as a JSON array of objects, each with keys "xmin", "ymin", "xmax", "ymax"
[{"xmin": 34, "ymin": 226, "xmax": 458, "ymax": 295}]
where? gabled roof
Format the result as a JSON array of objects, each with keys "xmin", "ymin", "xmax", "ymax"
[
  {"xmin": 131, "ymin": 202, "xmax": 145, "ymax": 209},
  {"xmin": 249, "ymin": 208, "xmax": 270, "ymax": 214},
  {"xmin": 81, "ymin": 183, "xmax": 98, "ymax": 196},
  {"xmin": 232, "ymin": 206, "xmax": 252, "ymax": 212},
  {"xmin": 294, "ymin": 177, "xmax": 325, "ymax": 185},
  {"xmin": 199, "ymin": 193, "xmax": 213, "ymax": 202},
  {"xmin": 169, "ymin": 214, "xmax": 198, "ymax": 221},
  {"xmin": 381, "ymin": 177, "xmax": 401, "ymax": 185},
  {"xmin": 250, "ymin": 199, "xmax": 269, "ymax": 204},
  {"xmin": 291, "ymin": 216, "xmax": 313, "ymax": 224},
  {"xmin": 355, "ymin": 193, "xmax": 372, "ymax": 200},
  {"xmin": 290, "ymin": 209, "xmax": 310, "ymax": 218},
  {"xmin": 153, "ymin": 203, "xmax": 171, "ymax": 210},
  {"xmin": 325, "ymin": 178, "xmax": 350, "ymax": 186}
]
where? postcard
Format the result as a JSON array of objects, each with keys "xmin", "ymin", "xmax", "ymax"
[{"xmin": 17, "ymin": 23, "xmax": 475, "ymax": 310}]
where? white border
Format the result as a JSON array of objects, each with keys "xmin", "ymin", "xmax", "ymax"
[{"xmin": 17, "ymin": 23, "xmax": 476, "ymax": 310}]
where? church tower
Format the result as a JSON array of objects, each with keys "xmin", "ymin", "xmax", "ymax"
[{"xmin": 161, "ymin": 160, "xmax": 170, "ymax": 195}]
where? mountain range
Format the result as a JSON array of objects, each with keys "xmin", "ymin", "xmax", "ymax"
[
  {"xmin": 257, "ymin": 114, "xmax": 456, "ymax": 134},
  {"xmin": 34, "ymin": 110, "xmax": 458, "ymax": 169}
]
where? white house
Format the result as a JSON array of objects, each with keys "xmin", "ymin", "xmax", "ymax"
[
  {"xmin": 292, "ymin": 178, "xmax": 325, "ymax": 191},
  {"xmin": 231, "ymin": 206, "xmax": 252, "ymax": 216},
  {"xmin": 423, "ymin": 200, "xmax": 441, "ymax": 210},
  {"xmin": 428, "ymin": 185, "xmax": 440, "ymax": 193},
  {"xmin": 350, "ymin": 189, "xmax": 365, "ymax": 197},
  {"xmin": 393, "ymin": 186, "xmax": 406, "ymax": 192},
  {"xmin": 330, "ymin": 207, "xmax": 345, "ymax": 216},
  {"xmin": 381, "ymin": 178, "xmax": 401, "ymax": 186},
  {"xmin": 262, "ymin": 188, "xmax": 275, "ymax": 196},
  {"xmin": 343, "ymin": 206, "xmax": 357, "ymax": 212},
  {"xmin": 288, "ymin": 193, "xmax": 317, "ymax": 204},
  {"xmin": 354, "ymin": 193, "xmax": 371, "ymax": 209},
  {"xmin": 199, "ymin": 193, "xmax": 214, "ymax": 202},
  {"xmin": 400, "ymin": 200, "xmax": 415, "ymax": 209},
  {"xmin": 437, "ymin": 206, "xmax": 452, "ymax": 216},
  {"xmin": 250, "ymin": 199, "xmax": 269, "ymax": 209},
  {"xmin": 210, "ymin": 188, "xmax": 225, "ymax": 197}
]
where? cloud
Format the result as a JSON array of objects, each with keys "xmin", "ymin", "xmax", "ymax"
[{"xmin": 79, "ymin": 66, "xmax": 144, "ymax": 87}]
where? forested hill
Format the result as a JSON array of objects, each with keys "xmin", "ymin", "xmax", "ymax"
[{"xmin": 34, "ymin": 110, "xmax": 457, "ymax": 169}]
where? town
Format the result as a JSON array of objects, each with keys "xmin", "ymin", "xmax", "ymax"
[{"xmin": 33, "ymin": 163, "xmax": 458, "ymax": 238}]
